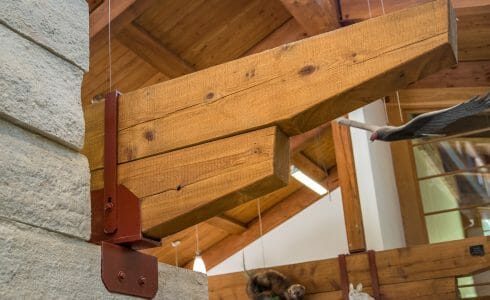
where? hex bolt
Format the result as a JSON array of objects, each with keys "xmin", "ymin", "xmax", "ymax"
[
  {"xmin": 138, "ymin": 276, "xmax": 146, "ymax": 286},
  {"xmin": 104, "ymin": 202, "xmax": 113, "ymax": 214},
  {"xmin": 117, "ymin": 271, "xmax": 126, "ymax": 281}
]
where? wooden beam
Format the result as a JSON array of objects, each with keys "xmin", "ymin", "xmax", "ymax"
[
  {"xmin": 292, "ymin": 152, "xmax": 328, "ymax": 182},
  {"xmin": 391, "ymin": 86, "xmax": 490, "ymax": 110},
  {"xmin": 279, "ymin": 0, "xmax": 340, "ymax": 35},
  {"xmin": 340, "ymin": 0, "xmax": 490, "ymax": 61},
  {"xmin": 386, "ymin": 102, "xmax": 429, "ymax": 246},
  {"xmin": 212, "ymin": 277, "xmax": 456, "ymax": 299},
  {"xmin": 332, "ymin": 120, "xmax": 366, "ymax": 253},
  {"xmin": 339, "ymin": 0, "xmax": 490, "ymax": 20},
  {"xmin": 90, "ymin": 126, "xmax": 289, "ymax": 239},
  {"xmin": 185, "ymin": 168, "xmax": 339, "ymax": 270},
  {"xmin": 89, "ymin": 0, "xmax": 133, "ymax": 39},
  {"xmin": 208, "ymin": 236, "xmax": 490, "ymax": 297},
  {"xmin": 89, "ymin": 0, "xmax": 156, "ymax": 40},
  {"xmin": 116, "ymin": 24, "xmax": 195, "ymax": 78},
  {"xmin": 206, "ymin": 216, "xmax": 247, "ymax": 235},
  {"xmin": 83, "ymin": 0, "xmax": 457, "ymax": 171},
  {"xmin": 408, "ymin": 61, "xmax": 490, "ymax": 89},
  {"xmin": 290, "ymin": 122, "xmax": 331, "ymax": 154},
  {"xmin": 244, "ymin": 18, "xmax": 308, "ymax": 56}
]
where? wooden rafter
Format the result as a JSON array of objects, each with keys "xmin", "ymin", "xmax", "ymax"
[
  {"xmin": 184, "ymin": 168, "xmax": 339, "ymax": 269},
  {"xmin": 83, "ymin": 0, "xmax": 457, "ymax": 171},
  {"xmin": 243, "ymin": 18, "xmax": 308, "ymax": 56},
  {"xmin": 206, "ymin": 216, "xmax": 248, "ymax": 235},
  {"xmin": 279, "ymin": 0, "xmax": 340, "ymax": 35},
  {"xmin": 89, "ymin": 0, "xmax": 156, "ymax": 40},
  {"xmin": 116, "ymin": 23, "xmax": 195, "ymax": 78}
]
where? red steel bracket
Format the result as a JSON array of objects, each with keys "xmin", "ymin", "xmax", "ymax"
[
  {"xmin": 90, "ymin": 91, "xmax": 161, "ymax": 299},
  {"xmin": 338, "ymin": 250, "xmax": 381, "ymax": 300}
]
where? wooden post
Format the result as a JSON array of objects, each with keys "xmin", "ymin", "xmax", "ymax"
[{"xmin": 332, "ymin": 120, "xmax": 366, "ymax": 253}]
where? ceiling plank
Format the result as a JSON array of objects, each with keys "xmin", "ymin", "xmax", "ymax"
[
  {"xmin": 83, "ymin": 0, "xmax": 457, "ymax": 170},
  {"xmin": 184, "ymin": 168, "xmax": 339, "ymax": 270},
  {"xmin": 206, "ymin": 216, "xmax": 248, "ymax": 235},
  {"xmin": 90, "ymin": 126, "xmax": 289, "ymax": 239},
  {"xmin": 89, "ymin": 0, "xmax": 156, "ymax": 40},
  {"xmin": 243, "ymin": 18, "xmax": 308, "ymax": 56},
  {"xmin": 408, "ymin": 61, "xmax": 490, "ymax": 89},
  {"xmin": 117, "ymin": 24, "xmax": 195, "ymax": 78},
  {"xmin": 290, "ymin": 122, "xmax": 331, "ymax": 154},
  {"xmin": 279, "ymin": 0, "xmax": 340, "ymax": 35}
]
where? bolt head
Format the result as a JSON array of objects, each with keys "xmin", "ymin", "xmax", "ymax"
[
  {"xmin": 138, "ymin": 276, "xmax": 146, "ymax": 286},
  {"xmin": 117, "ymin": 271, "xmax": 126, "ymax": 280}
]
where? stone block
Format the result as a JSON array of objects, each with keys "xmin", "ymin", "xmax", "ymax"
[
  {"xmin": 0, "ymin": 24, "xmax": 85, "ymax": 149},
  {"xmin": 0, "ymin": 218, "xmax": 208, "ymax": 299},
  {"xmin": 0, "ymin": 119, "xmax": 90, "ymax": 240},
  {"xmin": 0, "ymin": 0, "xmax": 89, "ymax": 71}
]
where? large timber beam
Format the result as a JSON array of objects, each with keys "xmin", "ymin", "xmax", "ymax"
[
  {"xmin": 184, "ymin": 168, "xmax": 339, "ymax": 270},
  {"xmin": 279, "ymin": 0, "xmax": 340, "ymax": 35},
  {"xmin": 90, "ymin": 126, "xmax": 289, "ymax": 239},
  {"xmin": 208, "ymin": 236, "xmax": 490, "ymax": 299},
  {"xmin": 83, "ymin": 0, "xmax": 457, "ymax": 171}
]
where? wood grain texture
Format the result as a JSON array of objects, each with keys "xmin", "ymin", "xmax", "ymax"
[
  {"xmin": 279, "ymin": 0, "xmax": 340, "ymax": 35},
  {"xmin": 340, "ymin": 0, "xmax": 490, "ymax": 61},
  {"xmin": 134, "ymin": 0, "xmax": 291, "ymax": 69},
  {"xmin": 243, "ymin": 18, "xmax": 309, "ymax": 56},
  {"xmin": 91, "ymin": 126, "xmax": 289, "ymax": 239},
  {"xmin": 213, "ymin": 277, "xmax": 456, "ymax": 299},
  {"xmin": 292, "ymin": 152, "xmax": 328, "ymax": 182},
  {"xmin": 208, "ymin": 236, "xmax": 490, "ymax": 298},
  {"xmin": 332, "ymin": 121, "xmax": 366, "ymax": 253},
  {"xmin": 89, "ymin": 0, "xmax": 156, "ymax": 40},
  {"xmin": 205, "ymin": 216, "xmax": 247, "ymax": 235},
  {"xmin": 187, "ymin": 168, "xmax": 339, "ymax": 270},
  {"xmin": 116, "ymin": 24, "xmax": 195, "ymax": 78},
  {"xmin": 83, "ymin": 0, "xmax": 457, "ymax": 170},
  {"xmin": 408, "ymin": 61, "xmax": 490, "ymax": 88},
  {"xmin": 393, "ymin": 86, "xmax": 490, "ymax": 110}
]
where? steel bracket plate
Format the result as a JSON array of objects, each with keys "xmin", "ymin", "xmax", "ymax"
[
  {"xmin": 101, "ymin": 242, "xmax": 159, "ymax": 299},
  {"xmin": 90, "ymin": 91, "xmax": 161, "ymax": 299}
]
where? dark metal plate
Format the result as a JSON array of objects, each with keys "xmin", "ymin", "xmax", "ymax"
[
  {"xmin": 90, "ymin": 185, "xmax": 161, "ymax": 249},
  {"xmin": 101, "ymin": 242, "xmax": 158, "ymax": 299}
]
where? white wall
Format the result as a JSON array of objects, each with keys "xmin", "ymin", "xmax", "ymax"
[
  {"xmin": 208, "ymin": 100, "xmax": 406, "ymax": 275},
  {"xmin": 208, "ymin": 189, "xmax": 348, "ymax": 275}
]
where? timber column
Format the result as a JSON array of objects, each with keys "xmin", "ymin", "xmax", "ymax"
[{"xmin": 0, "ymin": 1, "xmax": 207, "ymax": 298}]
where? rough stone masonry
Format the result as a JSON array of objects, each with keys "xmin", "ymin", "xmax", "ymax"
[{"xmin": 0, "ymin": 0, "xmax": 207, "ymax": 298}]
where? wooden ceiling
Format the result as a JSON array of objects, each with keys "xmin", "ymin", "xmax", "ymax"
[{"xmin": 83, "ymin": 0, "xmax": 490, "ymax": 270}]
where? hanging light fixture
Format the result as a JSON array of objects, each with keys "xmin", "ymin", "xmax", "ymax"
[
  {"xmin": 290, "ymin": 165, "xmax": 328, "ymax": 195},
  {"xmin": 192, "ymin": 225, "xmax": 207, "ymax": 274}
]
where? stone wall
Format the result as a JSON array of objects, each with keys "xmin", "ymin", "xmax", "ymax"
[{"xmin": 0, "ymin": 1, "xmax": 207, "ymax": 298}]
